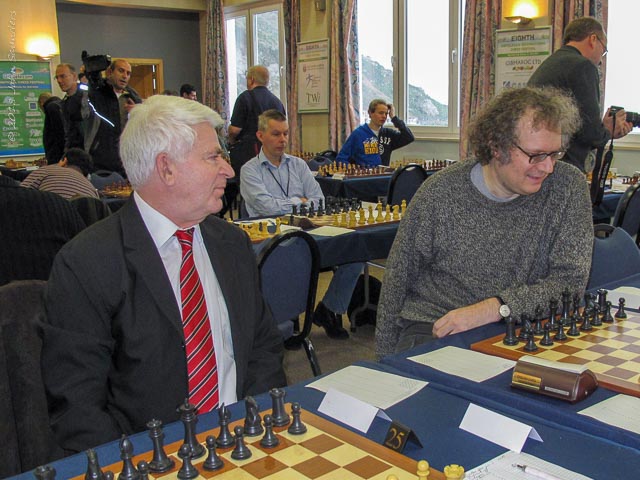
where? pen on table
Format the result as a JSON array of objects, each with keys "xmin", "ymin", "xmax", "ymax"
[{"xmin": 516, "ymin": 464, "xmax": 563, "ymax": 480}]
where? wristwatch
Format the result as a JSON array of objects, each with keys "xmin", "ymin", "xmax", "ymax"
[{"xmin": 499, "ymin": 304, "xmax": 511, "ymax": 319}]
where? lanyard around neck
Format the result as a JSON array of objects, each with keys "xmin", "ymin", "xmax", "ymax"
[{"xmin": 267, "ymin": 161, "xmax": 290, "ymax": 197}]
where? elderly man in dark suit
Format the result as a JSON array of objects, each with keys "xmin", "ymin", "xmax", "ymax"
[{"xmin": 41, "ymin": 95, "xmax": 286, "ymax": 453}]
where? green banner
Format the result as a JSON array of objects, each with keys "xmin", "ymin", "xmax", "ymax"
[{"xmin": 0, "ymin": 61, "xmax": 52, "ymax": 157}]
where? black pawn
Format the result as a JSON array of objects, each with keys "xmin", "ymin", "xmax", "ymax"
[
  {"xmin": 580, "ymin": 308, "xmax": 593, "ymax": 331},
  {"xmin": 243, "ymin": 396, "xmax": 264, "ymax": 437},
  {"xmin": 518, "ymin": 315, "xmax": 530, "ymax": 341},
  {"xmin": 502, "ymin": 314, "xmax": 519, "ymax": 346},
  {"xmin": 147, "ymin": 419, "xmax": 174, "ymax": 473},
  {"xmin": 136, "ymin": 461, "xmax": 149, "ymax": 480},
  {"xmin": 216, "ymin": 404, "xmax": 234, "ymax": 448},
  {"xmin": 592, "ymin": 304, "xmax": 603, "ymax": 327},
  {"xmin": 203, "ymin": 435, "xmax": 224, "ymax": 471},
  {"xmin": 34, "ymin": 465, "xmax": 56, "ymax": 480},
  {"xmin": 554, "ymin": 321, "xmax": 568, "ymax": 341},
  {"xmin": 603, "ymin": 301, "xmax": 614, "ymax": 323},
  {"xmin": 533, "ymin": 316, "xmax": 544, "ymax": 336},
  {"xmin": 308, "ymin": 201, "xmax": 316, "ymax": 217},
  {"xmin": 230, "ymin": 426, "xmax": 252, "ymax": 460},
  {"xmin": 539, "ymin": 323, "xmax": 554, "ymax": 346},
  {"xmin": 177, "ymin": 444, "xmax": 199, "ymax": 480},
  {"xmin": 177, "ymin": 400, "xmax": 205, "ymax": 459},
  {"xmin": 260, "ymin": 414, "xmax": 280, "ymax": 448},
  {"xmin": 270, "ymin": 388, "xmax": 290, "ymax": 427},
  {"xmin": 85, "ymin": 449, "xmax": 106, "ymax": 480},
  {"xmin": 524, "ymin": 327, "xmax": 538, "ymax": 352},
  {"xmin": 118, "ymin": 435, "xmax": 140, "ymax": 480},
  {"xmin": 287, "ymin": 403, "xmax": 307, "ymax": 435},
  {"xmin": 567, "ymin": 315, "xmax": 580, "ymax": 337},
  {"xmin": 616, "ymin": 298, "xmax": 627, "ymax": 319}
]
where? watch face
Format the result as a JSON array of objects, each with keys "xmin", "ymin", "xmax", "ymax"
[{"xmin": 499, "ymin": 304, "xmax": 511, "ymax": 318}]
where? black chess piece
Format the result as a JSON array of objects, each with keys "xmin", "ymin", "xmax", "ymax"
[
  {"xmin": 178, "ymin": 400, "xmax": 205, "ymax": 459},
  {"xmin": 203, "ymin": 435, "xmax": 224, "ymax": 471},
  {"xmin": 597, "ymin": 288, "xmax": 608, "ymax": 312},
  {"xmin": 560, "ymin": 289, "xmax": 571, "ymax": 325},
  {"xmin": 260, "ymin": 414, "xmax": 280, "ymax": 448},
  {"xmin": 216, "ymin": 404, "xmax": 234, "ymax": 448},
  {"xmin": 603, "ymin": 301, "xmax": 614, "ymax": 323},
  {"xmin": 554, "ymin": 321, "xmax": 567, "ymax": 341},
  {"xmin": 136, "ymin": 461, "xmax": 149, "ymax": 480},
  {"xmin": 118, "ymin": 435, "xmax": 140, "ymax": 480},
  {"xmin": 518, "ymin": 315, "xmax": 530, "ymax": 341},
  {"xmin": 592, "ymin": 304, "xmax": 603, "ymax": 327},
  {"xmin": 567, "ymin": 315, "xmax": 580, "ymax": 337},
  {"xmin": 317, "ymin": 198, "xmax": 325, "ymax": 216},
  {"xmin": 287, "ymin": 402, "xmax": 307, "ymax": 435},
  {"xmin": 34, "ymin": 465, "xmax": 56, "ymax": 480},
  {"xmin": 547, "ymin": 298, "xmax": 559, "ymax": 330},
  {"xmin": 230, "ymin": 426, "xmax": 252, "ymax": 460},
  {"xmin": 146, "ymin": 419, "xmax": 175, "ymax": 473},
  {"xmin": 502, "ymin": 314, "xmax": 519, "ymax": 346},
  {"xmin": 270, "ymin": 387, "xmax": 290, "ymax": 427},
  {"xmin": 524, "ymin": 326, "xmax": 538, "ymax": 352},
  {"xmin": 177, "ymin": 444, "xmax": 199, "ymax": 480},
  {"xmin": 580, "ymin": 307, "xmax": 593, "ymax": 331},
  {"xmin": 243, "ymin": 396, "xmax": 264, "ymax": 437},
  {"xmin": 615, "ymin": 298, "xmax": 627, "ymax": 319},
  {"xmin": 85, "ymin": 449, "xmax": 107, "ymax": 480},
  {"xmin": 539, "ymin": 323, "xmax": 554, "ymax": 346},
  {"xmin": 291, "ymin": 205, "xmax": 298, "ymax": 215},
  {"xmin": 533, "ymin": 316, "xmax": 544, "ymax": 336}
]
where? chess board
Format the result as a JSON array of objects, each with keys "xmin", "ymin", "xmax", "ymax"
[
  {"xmin": 290, "ymin": 210, "xmax": 401, "ymax": 230},
  {"xmin": 471, "ymin": 311, "xmax": 640, "ymax": 397},
  {"xmin": 100, "ymin": 183, "xmax": 133, "ymax": 198},
  {"xmin": 72, "ymin": 406, "xmax": 443, "ymax": 480}
]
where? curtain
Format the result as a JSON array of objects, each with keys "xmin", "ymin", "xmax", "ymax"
[
  {"xmin": 203, "ymin": 0, "xmax": 229, "ymax": 124},
  {"xmin": 458, "ymin": 0, "xmax": 502, "ymax": 160},
  {"xmin": 284, "ymin": 0, "xmax": 301, "ymax": 152},
  {"xmin": 328, "ymin": 0, "xmax": 359, "ymax": 151}
]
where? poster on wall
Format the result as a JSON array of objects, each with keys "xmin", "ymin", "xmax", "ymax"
[
  {"xmin": 297, "ymin": 39, "xmax": 329, "ymax": 113},
  {"xmin": 0, "ymin": 61, "xmax": 51, "ymax": 157},
  {"xmin": 495, "ymin": 27, "xmax": 552, "ymax": 94}
]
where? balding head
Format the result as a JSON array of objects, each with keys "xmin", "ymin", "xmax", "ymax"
[{"xmin": 247, "ymin": 65, "xmax": 269, "ymax": 89}]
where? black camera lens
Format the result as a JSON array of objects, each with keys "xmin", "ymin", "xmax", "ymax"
[{"xmin": 626, "ymin": 111, "xmax": 640, "ymax": 128}]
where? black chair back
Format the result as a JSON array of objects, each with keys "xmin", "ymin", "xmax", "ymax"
[
  {"xmin": 0, "ymin": 280, "xmax": 63, "ymax": 477},
  {"xmin": 588, "ymin": 225, "xmax": 640, "ymax": 290},
  {"xmin": 613, "ymin": 182, "xmax": 640, "ymax": 246},
  {"xmin": 70, "ymin": 196, "xmax": 112, "ymax": 226},
  {"xmin": 90, "ymin": 170, "xmax": 125, "ymax": 191},
  {"xmin": 387, "ymin": 163, "xmax": 429, "ymax": 206},
  {"xmin": 257, "ymin": 231, "xmax": 322, "ymax": 376}
]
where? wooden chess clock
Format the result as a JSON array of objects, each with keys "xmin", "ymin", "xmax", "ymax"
[{"xmin": 511, "ymin": 355, "xmax": 598, "ymax": 403}]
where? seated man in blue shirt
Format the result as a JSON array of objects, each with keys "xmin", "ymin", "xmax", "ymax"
[
  {"xmin": 241, "ymin": 109, "xmax": 361, "ymax": 339},
  {"xmin": 336, "ymin": 100, "xmax": 414, "ymax": 168}
]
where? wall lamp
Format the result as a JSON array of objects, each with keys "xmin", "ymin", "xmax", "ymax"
[{"xmin": 505, "ymin": 16, "xmax": 532, "ymax": 25}]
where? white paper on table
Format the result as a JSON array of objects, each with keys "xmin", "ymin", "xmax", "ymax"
[
  {"xmin": 306, "ymin": 365, "xmax": 428, "ymax": 410},
  {"xmin": 608, "ymin": 286, "xmax": 640, "ymax": 310},
  {"xmin": 307, "ymin": 225, "xmax": 354, "ymax": 236},
  {"xmin": 317, "ymin": 388, "xmax": 390, "ymax": 433},
  {"xmin": 579, "ymin": 394, "xmax": 640, "ymax": 434},
  {"xmin": 466, "ymin": 451, "xmax": 592, "ymax": 480},
  {"xmin": 460, "ymin": 404, "xmax": 542, "ymax": 453},
  {"xmin": 408, "ymin": 346, "xmax": 516, "ymax": 382},
  {"xmin": 279, "ymin": 224, "xmax": 302, "ymax": 233}
]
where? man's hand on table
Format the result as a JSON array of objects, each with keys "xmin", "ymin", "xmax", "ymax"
[{"xmin": 432, "ymin": 297, "xmax": 502, "ymax": 338}]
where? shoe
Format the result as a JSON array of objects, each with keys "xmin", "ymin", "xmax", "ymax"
[{"xmin": 313, "ymin": 302, "xmax": 349, "ymax": 339}]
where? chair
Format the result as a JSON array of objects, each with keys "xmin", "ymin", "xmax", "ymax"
[
  {"xmin": 89, "ymin": 170, "xmax": 125, "ymax": 190},
  {"xmin": 70, "ymin": 195, "xmax": 112, "ymax": 226},
  {"xmin": 238, "ymin": 196, "xmax": 249, "ymax": 220},
  {"xmin": 587, "ymin": 225, "xmax": 640, "ymax": 290},
  {"xmin": 308, "ymin": 155, "xmax": 334, "ymax": 172},
  {"xmin": 257, "ymin": 231, "xmax": 322, "ymax": 376},
  {"xmin": 612, "ymin": 182, "xmax": 640, "ymax": 247},
  {"xmin": 386, "ymin": 163, "xmax": 429, "ymax": 206},
  {"xmin": 0, "ymin": 280, "xmax": 63, "ymax": 477}
]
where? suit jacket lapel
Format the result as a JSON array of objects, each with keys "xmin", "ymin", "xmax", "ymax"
[{"xmin": 119, "ymin": 200, "xmax": 184, "ymax": 336}]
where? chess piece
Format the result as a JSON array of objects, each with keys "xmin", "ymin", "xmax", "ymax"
[
  {"xmin": 560, "ymin": 289, "xmax": 571, "ymax": 325},
  {"xmin": 567, "ymin": 315, "xmax": 580, "ymax": 337},
  {"xmin": 539, "ymin": 322, "xmax": 554, "ymax": 346},
  {"xmin": 230, "ymin": 426, "xmax": 252, "ymax": 460},
  {"xmin": 554, "ymin": 321, "xmax": 567, "ymax": 341},
  {"xmin": 616, "ymin": 298, "xmax": 627, "ymax": 319},
  {"xmin": 244, "ymin": 396, "xmax": 264, "ymax": 437},
  {"xmin": 34, "ymin": 465, "xmax": 56, "ymax": 480},
  {"xmin": 118, "ymin": 435, "xmax": 140, "ymax": 480},
  {"xmin": 502, "ymin": 313, "xmax": 519, "ymax": 346},
  {"xmin": 203, "ymin": 435, "xmax": 224, "ymax": 471},
  {"xmin": 270, "ymin": 387, "xmax": 290, "ymax": 427},
  {"xmin": 547, "ymin": 298, "xmax": 559, "ymax": 330},
  {"xmin": 287, "ymin": 402, "xmax": 307, "ymax": 435},
  {"xmin": 136, "ymin": 461, "xmax": 149, "ymax": 480},
  {"xmin": 524, "ymin": 327, "xmax": 538, "ymax": 352},
  {"xmin": 178, "ymin": 400, "xmax": 205, "ymax": 459},
  {"xmin": 603, "ymin": 301, "xmax": 614, "ymax": 323},
  {"xmin": 444, "ymin": 464, "xmax": 465, "ymax": 479},
  {"xmin": 216, "ymin": 404, "xmax": 234, "ymax": 448},
  {"xmin": 417, "ymin": 460, "xmax": 430, "ymax": 479},
  {"xmin": 591, "ymin": 304, "xmax": 603, "ymax": 327},
  {"xmin": 147, "ymin": 419, "xmax": 175, "ymax": 473},
  {"xmin": 580, "ymin": 307, "xmax": 593, "ymax": 331},
  {"xmin": 518, "ymin": 315, "xmax": 530, "ymax": 341},
  {"xmin": 176, "ymin": 444, "xmax": 199, "ymax": 480},
  {"xmin": 85, "ymin": 449, "xmax": 107, "ymax": 480},
  {"xmin": 597, "ymin": 288, "xmax": 608, "ymax": 312},
  {"xmin": 260, "ymin": 414, "xmax": 280, "ymax": 448},
  {"xmin": 533, "ymin": 316, "xmax": 544, "ymax": 336}
]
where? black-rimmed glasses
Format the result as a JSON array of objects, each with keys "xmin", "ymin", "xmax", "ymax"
[
  {"xmin": 595, "ymin": 35, "xmax": 608, "ymax": 57},
  {"xmin": 513, "ymin": 144, "xmax": 565, "ymax": 164}
]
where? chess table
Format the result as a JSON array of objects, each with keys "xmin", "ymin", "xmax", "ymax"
[{"xmin": 315, "ymin": 174, "xmax": 392, "ymax": 202}]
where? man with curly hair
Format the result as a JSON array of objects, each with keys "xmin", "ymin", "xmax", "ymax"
[{"xmin": 376, "ymin": 87, "xmax": 593, "ymax": 358}]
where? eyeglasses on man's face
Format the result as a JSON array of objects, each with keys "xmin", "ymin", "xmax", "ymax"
[
  {"xmin": 513, "ymin": 144, "xmax": 566, "ymax": 164},
  {"xmin": 595, "ymin": 34, "xmax": 608, "ymax": 57}
]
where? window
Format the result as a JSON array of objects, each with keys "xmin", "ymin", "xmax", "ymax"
[
  {"xmin": 604, "ymin": 0, "xmax": 640, "ymax": 142},
  {"xmin": 357, "ymin": 0, "xmax": 464, "ymax": 136},
  {"xmin": 225, "ymin": 4, "xmax": 286, "ymax": 110}
]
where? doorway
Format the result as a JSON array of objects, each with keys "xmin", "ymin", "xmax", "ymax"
[{"xmin": 123, "ymin": 58, "xmax": 164, "ymax": 99}]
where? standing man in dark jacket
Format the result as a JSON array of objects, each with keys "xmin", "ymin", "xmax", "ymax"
[
  {"xmin": 54, "ymin": 63, "xmax": 84, "ymax": 152},
  {"xmin": 37, "ymin": 93, "xmax": 65, "ymax": 164},
  {"xmin": 528, "ymin": 17, "xmax": 633, "ymax": 172}
]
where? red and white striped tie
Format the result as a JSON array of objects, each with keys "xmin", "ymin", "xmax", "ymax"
[{"xmin": 175, "ymin": 228, "xmax": 219, "ymax": 413}]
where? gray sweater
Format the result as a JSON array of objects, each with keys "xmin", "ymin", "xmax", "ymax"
[{"xmin": 376, "ymin": 159, "xmax": 593, "ymax": 358}]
